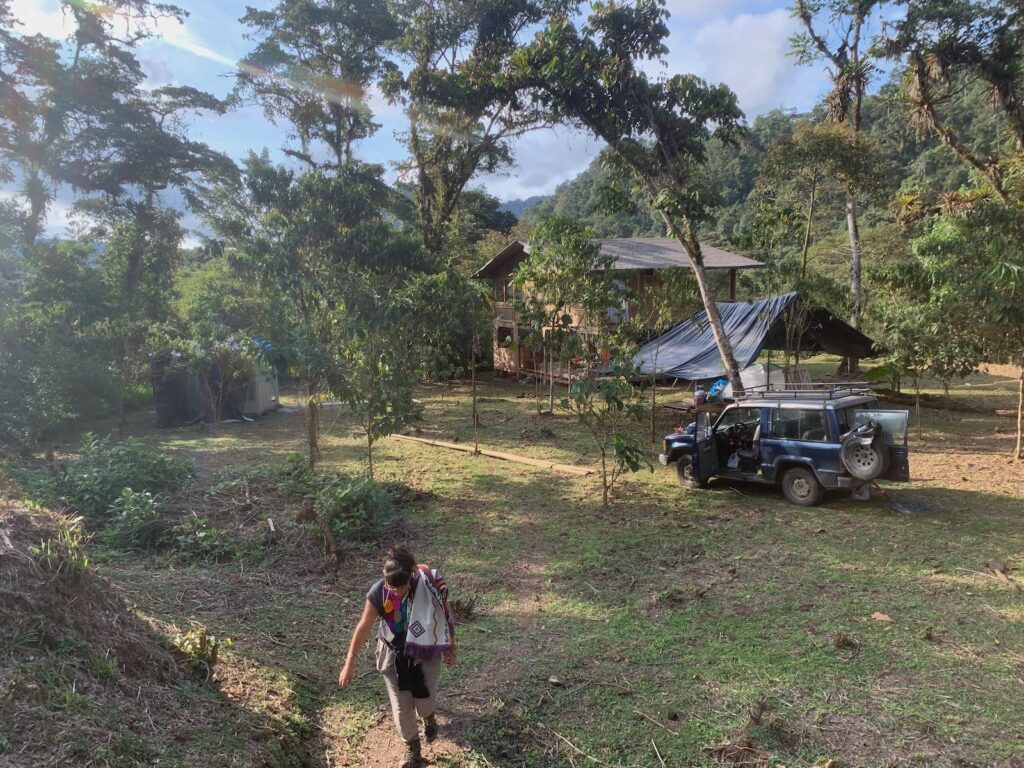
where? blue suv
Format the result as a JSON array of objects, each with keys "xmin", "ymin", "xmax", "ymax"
[{"xmin": 659, "ymin": 387, "xmax": 910, "ymax": 506}]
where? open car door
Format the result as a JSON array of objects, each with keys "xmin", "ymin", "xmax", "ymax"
[
  {"xmin": 694, "ymin": 411, "xmax": 719, "ymax": 484},
  {"xmin": 852, "ymin": 409, "xmax": 910, "ymax": 482}
]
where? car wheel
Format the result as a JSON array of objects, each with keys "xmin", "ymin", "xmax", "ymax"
[
  {"xmin": 781, "ymin": 466, "xmax": 824, "ymax": 507},
  {"xmin": 841, "ymin": 439, "xmax": 889, "ymax": 481},
  {"xmin": 676, "ymin": 456, "xmax": 705, "ymax": 489}
]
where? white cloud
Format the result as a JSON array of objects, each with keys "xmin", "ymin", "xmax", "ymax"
[
  {"xmin": 8, "ymin": 0, "xmax": 69, "ymax": 37},
  {"xmin": 0, "ymin": 186, "xmax": 76, "ymax": 238},
  {"xmin": 137, "ymin": 53, "xmax": 178, "ymax": 90},
  {"xmin": 662, "ymin": 8, "xmax": 828, "ymax": 119},
  {"xmin": 365, "ymin": 84, "xmax": 408, "ymax": 122},
  {"xmin": 664, "ymin": 0, "xmax": 780, "ymax": 23},
  {"xmin": 474, "ymin": 126, "xmax": 604, "ymax": 201},
  {"xmin": 10, "ymin": 2, "xmax": 240, "ymax": 69},
  {"xmin": 147, "ymin": 13, "xmax": 237, "ymax": 68}
]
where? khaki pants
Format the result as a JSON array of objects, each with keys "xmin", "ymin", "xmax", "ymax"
[{"xmin": 376, "ymin": 640, "xmax": 443, "ymax": 742}]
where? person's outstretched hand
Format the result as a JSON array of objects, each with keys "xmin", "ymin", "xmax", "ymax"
[
  {"xmin": 443, "ymin": 648, "xmax": 457, "ymax": 667},
  {"xmin": 338, "ymin": 662, "xmax": 354, "ymax": 688}
]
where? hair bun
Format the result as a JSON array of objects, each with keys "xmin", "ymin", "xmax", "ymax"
[{"xmin": 383, "ymin": 544, "xmax": 417, "ymax": 586}]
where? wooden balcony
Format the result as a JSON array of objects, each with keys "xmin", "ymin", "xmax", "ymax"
[{"xmin": 494, "ymin": 301, "xmax": 519, "ymax": 325}]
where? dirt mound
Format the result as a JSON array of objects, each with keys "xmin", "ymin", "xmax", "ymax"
[
  {"xmin": 0, "ymin": 499, "xmax": 192, "ymax": 766},
  {"xmin": 1, "ymin": 502, "xmax": 180, "ymax": 681},
  {"xmin": 0, "ymin": 496, "xmax": 321, "ymax": 767}
]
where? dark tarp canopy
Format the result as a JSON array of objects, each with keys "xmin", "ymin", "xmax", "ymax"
[{"xmin": 634, "ymin": 292, "xmax": 876, "ymax": 380}]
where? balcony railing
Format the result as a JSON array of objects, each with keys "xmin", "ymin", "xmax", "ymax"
[{"xmin": 494, "ymin": 301, "xmax": 518, "ymax": 324}]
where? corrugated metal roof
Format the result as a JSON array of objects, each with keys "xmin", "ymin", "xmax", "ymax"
[
  {"xmin": 472, "ymin": 238, "xmax": 764, "ymax": 279},
  {"xmin": 598, "ymin": 238, "xmax": 764, "ymax": 271}
]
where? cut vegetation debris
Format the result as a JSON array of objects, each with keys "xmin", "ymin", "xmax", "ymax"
[{"xmin": 0, "ymin": 501, "xmax": 264, "ymax": 767}]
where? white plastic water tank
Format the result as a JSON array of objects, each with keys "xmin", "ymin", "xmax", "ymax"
[{"xmin": 721, "ymin": 364, "xmax": 786, "ymax": 399}]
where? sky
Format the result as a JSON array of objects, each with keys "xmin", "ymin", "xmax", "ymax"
[{"xmin": 8, "ymin": 0, "xmax": 833, "ymax": 235}]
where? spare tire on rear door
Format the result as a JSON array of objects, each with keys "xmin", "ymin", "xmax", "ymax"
[{"xmin": 840, "ymin": 421, "xmax": 890, "ymax": 481}]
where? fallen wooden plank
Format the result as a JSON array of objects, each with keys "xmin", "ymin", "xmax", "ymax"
[
  {"xmin": 390, "ymin": 433, "xmax": 595, "ymax": 476},
  {"xmin": 994, "ymin": 409, "xmax": 1017, "ymax": 418}
]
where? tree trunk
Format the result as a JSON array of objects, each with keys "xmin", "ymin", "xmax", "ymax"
[
  {"xmin": 845, "ymin": 188, "xmax": 863, "ymax": 373},
  {"xmin": 535, "ymin": 344, "xmax": 541, "ymax": 414},
  {"xmin": 650, "ymin": 374, "xmax": 657, "ymax": 444},
  {"xmin": 658, "ymin": 213, "xmax": 744, "ymax": 396},
  {"xmin": 801, "ymin": 178, "xmax": 816, "ymax": 279},
  {"xmin": 367, "ymin": 430, "xmax": 374, "ymax": 480},
  {"xmin": 548, "ymin": 323, "xmax": 555, "ymax": 414},
  {"xmin": 472, "ymin": 336, "xmax": 479, "ymax": 453},
  {"xmin": 306, "ymin": 395, "xmax": 320, "ymax": 472},
  {"xmin": 1016, "ymin": 362, "xmax": 1023, "ymax": 462},
  {"xmin": 687, "ymin": 249, "xmax": 744, "ymax": 395},
  {"xmin": 25, "ymin": 172, "xmax": 46, "ymax": 245},
  {"xmin": 649, "ymin": 341, "xmax": 662, "ymax": 444},
  {"xmin": 548, "ymin": 352, "xmax": 554, "ymax": 414},
  {"xmin": 205, "ymin": 379, "xmax": 220, "ymax": 436},
  {"xmin": 600, "ymin": 449, "xmax": 608, "ymax": 507},
  {"xmin": 914, "ymin": 376, "xmax": 922, "ymax": 440}
]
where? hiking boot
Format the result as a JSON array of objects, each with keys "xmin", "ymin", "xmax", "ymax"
[
  {"xmin": 423, "ymin": 713, "xmax": 438, "ymax": 743},
  {"xmin": 399, "ymin": 739, "xmax": 421, "ymax": 768}
]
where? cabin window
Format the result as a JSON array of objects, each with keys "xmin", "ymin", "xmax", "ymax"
[
  {"xmin": 496, "ymin": 326, "xmax": 514, "ymax": 348},
  {"xmin": 499, "ymin": 279, "xmax": 516, "ymax": 303},
  {"xmin": 605, "ymin": 279, "xmax": 630, "ymax": 323}
]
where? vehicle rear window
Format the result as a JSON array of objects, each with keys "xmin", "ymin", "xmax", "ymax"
[
  {"xmin": 836, "ymin": 400, "xmax": 879, "ymax": 435},
  {"xmin": 770, "ymin": 409, "xmax": 828, "ymax": 442}
]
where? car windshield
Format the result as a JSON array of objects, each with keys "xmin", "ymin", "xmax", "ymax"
[{"xmin": 716, "ymin": 407, "xmax": 761, "ymax": 431}]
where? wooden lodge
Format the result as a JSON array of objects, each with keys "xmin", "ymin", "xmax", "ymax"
[{"xmin": 473, "ymin": 237, "xmax": 765, "ymax": 378}]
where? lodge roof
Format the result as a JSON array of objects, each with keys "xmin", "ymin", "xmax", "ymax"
[{"xmin": 472, "ymin": 238, "xmax": 765, "ymax": 279}]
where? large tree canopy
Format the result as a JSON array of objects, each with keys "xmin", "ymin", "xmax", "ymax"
[{"xmin": 515, "ymin": 0, "xmax": 748, "ymax": 392}]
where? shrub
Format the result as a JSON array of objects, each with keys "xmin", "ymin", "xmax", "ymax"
[
  {"xmin": 229, "ymin": 457, "xmax": 396, "ymax": 542},
  {"xmin": 209, "ymin": 453, "xmax": 310, "ymax": 498},
  {"xmin": 171, "ymin": 514, "xmax": 236, "ymax": 564},
  {"xmin": 174, "ymin": 626, "xmax": 231, "ymax": 678},
  {"xmin": 30, "ymin": 517, "xmax": 89, "ymax": 583},
  {"xmin": 98, "ymin": 488, "xmax": 166, "ymax": 551},
  {"xmin": 261, "ymin": 452, "xmax": 315, "ymax": 498},
  {"xmin": 0, "ymin": 345, "xmax": 77, "ymax": 448},
  {"xmin": 316, "ymin": 475, "xmax": 394, "ymax": 542},
  {"xmin": 450, "ymin": 594, "xmax": 478, "ymax": 623},
  {"xmin": 54, "ymin": 433, "xmax": 192, "ymax": 520}
]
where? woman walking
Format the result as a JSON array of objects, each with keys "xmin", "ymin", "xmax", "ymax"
[{"xmin": 339, "ymin": 545, "xmax": 457, "ymax": 767}]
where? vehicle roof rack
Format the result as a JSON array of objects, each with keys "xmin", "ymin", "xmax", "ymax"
[{"xmin": 739, "ymin": 383, "xmax": 874, "ymax": 400}]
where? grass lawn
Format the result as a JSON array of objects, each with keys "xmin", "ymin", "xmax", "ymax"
[{"xmin": 3, "ymin": 356, "xmax": 1023, "ymax": 767}]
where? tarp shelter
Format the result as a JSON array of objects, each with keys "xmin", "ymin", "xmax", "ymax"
[
  {"xmin": 151, "ymin": 357, "xmax": 280, "ymax": 428},
  {"xmin": 634, "ymin": 292, "xmax": 876, "ymax": 380},
  {"xmin": 152, "ymin": 361, "xmax": 204, "ymax": 427}
]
